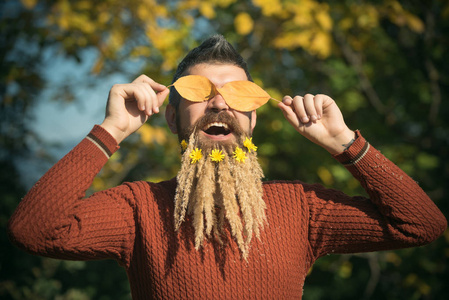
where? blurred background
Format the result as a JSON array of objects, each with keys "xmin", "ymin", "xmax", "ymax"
[{"xmin": 1, "ymin": 0, "xmax": 448, "ymax": 299}]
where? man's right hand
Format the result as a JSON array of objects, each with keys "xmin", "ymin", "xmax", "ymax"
[{"xmin": 100, "ymin": 75, "xmax": 170, "ymax": 144}]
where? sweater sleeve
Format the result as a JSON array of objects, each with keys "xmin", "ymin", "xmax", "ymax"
[
  {"xmin": 7, "ymin": 125, "xmax": 136, "ymax": 267},
  {"xmin": 306, "ymin": 131, "xmax": 447, "ymax": 259}
]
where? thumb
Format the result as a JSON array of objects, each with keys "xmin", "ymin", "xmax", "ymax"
[
  {"xmin": 156, "ymin": 88, "xmax": 170, "ymax": 107},
  {"xmin": 277, "ymin": 101, "xmax": 301, "ymax": 129}
]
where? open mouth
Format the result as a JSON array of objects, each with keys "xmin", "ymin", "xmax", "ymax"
[{"xmin": 203, "ymin": 122, "xmax": 232, "ymax": 136}]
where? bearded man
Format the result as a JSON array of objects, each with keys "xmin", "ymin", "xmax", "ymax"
[{"xmin": 8, "ymin": 35, "xmax": 446, "ymax": 299}]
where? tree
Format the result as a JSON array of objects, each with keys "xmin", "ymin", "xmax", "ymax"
[{"xmin": 2, "ymin": 0, "xmax": 448, "ymax": 299}]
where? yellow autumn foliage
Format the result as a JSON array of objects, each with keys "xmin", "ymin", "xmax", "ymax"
[
  {"xmin": 130, "ymin": 46, "xmax": 152, "ymax": 58},
  {"xmin": 234, "ymin": 12, "xmax": 254, "ymax": 36},
  {"xmin": 269, "ymin": 0, "xmax": 333, "ymax": 58},
  {"xmin": 146, "ymin": 26, "xmax": 190, "ymax": 71},
  {"xmin": 384, "ymin": 0, "xmax": 424, "ymax": 33},
  {"xmin": 138, "ymin": 124, "xmax": 168, "ymax": 146},
  {"xmin": 315, "ymin": 10, "xmax": 333, "ymax": 31},
  {"xmin": 40, "ymin": 0, "xmax": 430, "ymax": 75},
  {"xmin": 211, "ymin": 0, "xmax": 236, "ymax": 8},
  {"xmin": 253, "ymin": 0, "xmax": 284, "ymax": 17},
  {"xmin": 317, "ymin": 166, "xmax": 334, "ymax": 186},
  {"xmin": 199, "ymin": 2, "xmax": 216, "ymax": 19},
  {"xmin": 309, "ymin": 30, "xmax": 332, "ymax": 58},
  {"xmin": 20, "ymin": 0, "xmax": 37, "ymax": 9}
]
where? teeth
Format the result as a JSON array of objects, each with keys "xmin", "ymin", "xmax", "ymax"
[{"xmin": 204, "ymin": 122, "xmax": 229, "ymax": 130}]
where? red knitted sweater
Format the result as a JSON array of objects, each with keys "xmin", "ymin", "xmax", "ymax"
[{"xmin": 8, "ymin": 125, "xmax": 446, "ymax": 299}]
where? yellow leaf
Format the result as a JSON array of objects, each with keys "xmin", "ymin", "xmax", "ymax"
[
  {"xmin": 212, "ymin": 0, "xmax": 236, "ymax": 8},
  {"xmin": 315, "ymin": 11, "xmax": 333, "ymax": 31},
  {"xmin": 385, "ymin": 252, "xmax": 402, "ymax": 266},
  {"xmin": 171, "ymin": 75, "xmax": 271, "ymax": 111},
  {"xmin": 217, "ymin": 80, "xmax": 271, "ymax": 112},
  {"xmin": 253, "ymin": 0, "xmax": 283, "ymax": 17},
  {"xmin": 338, "ymin": 261, "xmax": 352, "ymax": 278},
  {"xmin": 199, "ymin": 2, "xmax": 216, "ymax": 19},
  {"xmin": 234, "ymin": 12, "xmax": 254, "ymax": 36},
  {"xmin": 91, "ymin": 57, "xmax": 104, "ymax": 74},
  {"xmin": 317, "ymin": 166, "xmax": 334, "ymax": 185},
  {"xmin": 138, "ymin": 124, "xmax": 167, "ymax": 145},
  {"xmin": 92, "ymin": 177, "xmax": 106, "ymax": 191},
  {"xmin": 76, "ymin": 1, "xmax": 92, "ymax": 11},
  {"xmin": 172, "ymin": 75, "xmax": 217, "ymax": 102},
  {"xmin": 20, "ymin": 0, "xmax": 37, "ymax": 9},
  {"xmin": 130, "ymin": 46, "xmax": 151, "ymax": 58},
  {"xmin": 309, "ymin": 31, "xmax": 332, "ymax": 58},
  {"xmin": 404, "ymin": 12, "xmax": 424, "ymax": 33}
]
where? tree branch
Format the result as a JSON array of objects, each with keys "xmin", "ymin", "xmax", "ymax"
[{"xmin": 333, "ymin": 30, "xmax": 396, "ymax": 125}]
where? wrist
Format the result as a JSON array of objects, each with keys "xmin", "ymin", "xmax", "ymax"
[
  {"xmin": 100, "ymin": 120, "xmax": 126, "ymax": 144},
  {"xmin": 324, "ymin": 129, "xmax": 356, "ymax": 155}
]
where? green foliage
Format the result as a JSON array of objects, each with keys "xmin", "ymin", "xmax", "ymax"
[{"xmin": 1, "ymin": 0, "xmax": 448, "ymax": 299}]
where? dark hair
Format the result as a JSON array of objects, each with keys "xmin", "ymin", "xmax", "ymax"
[{"xmin": 168, "ymin": 35, "xmax": 252, "ymax": 109}]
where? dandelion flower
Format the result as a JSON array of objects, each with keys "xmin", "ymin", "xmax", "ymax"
[
  {"xmin": 233, "ymin": 147, "xmax": 247, "ymax": 163},
  {"xmin": 210, "ymin": 149, "xmax": 225, "ymax": 162},
  {"xmin": 190, "ymin": 148, "xmax": 203, "ymax": 164},
  {"xmin": 243, "ymin": 137, "xmax": 257, "ymax": 153},
  {"xmin": 180, "ymin": 139, "xmax": 188, "ymax": 151}
]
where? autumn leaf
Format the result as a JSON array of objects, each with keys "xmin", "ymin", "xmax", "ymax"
[
  {"xmin": 234, "ymin": 12, "xmax": 254, "ymax": 35},
  {"xmin": 171, "ymin": 75, "xmax": 273, "ymax": 111},
  {"xmin": 217, "ymin": 80, "xmax": 271, "ymax": 112},
  {"xmin": 172, "ymin": 75, "xmax": 217, "ymax": 102}
]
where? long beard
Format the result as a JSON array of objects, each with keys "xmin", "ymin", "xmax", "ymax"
[{"xmin": 174, "ymin": 114, "xmax": 266, "ymax": 260}]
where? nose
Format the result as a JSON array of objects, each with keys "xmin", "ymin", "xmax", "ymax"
[{"xmin": 207, "ymin": 93, "xmax": 229, "ymax": 112}]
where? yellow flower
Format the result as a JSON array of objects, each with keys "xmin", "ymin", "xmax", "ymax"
[
  {"xmin": 180, "ymin": 139, "xmax": 188, "ymax": 151},
  {"xmin": 189, "ymin": 148, "xmax": 202, "ymax": 164},
  {"xmin": 233, "ymin": 147, "xmax": 247, "ymax": 163},
  {"xmin": 209, "ymin": 149, "xmax": 225, "ymax": 162},
  {"xmin": 243, "ymin": 137, "xmax": 258, "ymax": 153}
]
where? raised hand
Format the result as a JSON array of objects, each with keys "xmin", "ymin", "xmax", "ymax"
[
  {"xmin": 100, "ymin": 75, "xmax": 169, "ymax": 144},
  {"xmin": 278, "ymin": 94, "xmax": 355, "ymax": 154}
]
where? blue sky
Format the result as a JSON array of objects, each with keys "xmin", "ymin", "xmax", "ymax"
[{"xmin": 18, "ymin": 49, "xmax": 130, "ymax": 188}]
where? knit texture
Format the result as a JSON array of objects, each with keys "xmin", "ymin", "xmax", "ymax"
[{"xmin": 8, "ymin": 126, "xmax": 446, "ymax": 299}]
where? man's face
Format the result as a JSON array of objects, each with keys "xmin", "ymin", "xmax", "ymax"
[{"xmin": 173, "ymin": 63, "xmax": 257, "ymax": 145}]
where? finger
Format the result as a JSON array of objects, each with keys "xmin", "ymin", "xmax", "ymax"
[
  {"xmin": 313, "ymin": 94, "xmax": 324, "ymax": 120},
  {"xmin": 303, "ymin": 94, "xmax": 318, "ymax": 122},
  {"xmin": 139, "ymin": 83, "xmax": 159, "ymax": 115},
  {"xmin": 291, "ymin": 95, "xmax": 309, "ymax": 124},
  {"xmin": 135, "ymin": 87, "xmax": 151, "ymax": 113},
  {"xmin": 134, "ymin": 75, "xmax": 169, "ymax": 114},
  {"xmin": 132, "ymin": 74, "xmax": 167, "ymax": 92},
  {"xmin": 156, "ymin": 88, "xmax": 170, "ymax": 107},
  {"xmin": 278, "ymin": 101, "xmax": 301, "ymax": 129},
  {"xmin": 282, "ymin": 95, "xmax": 293, "ymax": 106},
  {"xmin": 119, "ymin": 84, "xmax": 150, "ymax": 114},
  {"xmin": 142, "ymin": 84, "xmax": 170, "ymax": 115}
]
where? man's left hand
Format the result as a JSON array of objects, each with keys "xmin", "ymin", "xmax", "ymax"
[{"xmin": 278, "ymin": 94, "xmax": 355, "ymax": 154}]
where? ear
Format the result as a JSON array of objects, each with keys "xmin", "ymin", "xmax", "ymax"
[
  {"xmin": 250, "ymin": 110, "xmax": 257, "ymax": 134},
  {"xmin": 165, "ymin": 104, "xmax": 178, "ymax": 134}
]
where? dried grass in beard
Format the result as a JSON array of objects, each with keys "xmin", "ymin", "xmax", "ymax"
[
  {"xmin": 201, "ymin": 159, "xmax": 217, "ymax": 238},
  {"xmin": 227, "ymin": 151, "xmax": 265, "ymax": 257},
  {"xmin": 240, "ymin": 151, "xmax": 266, "ymax": 240},
  {"xmin": 174, "ymin": 132, "xmax": 197, "ymax": 231},
  {"xmin": 189, "ymin": 156, "xmax": 216, "ymax": 249},
  {"xmin": 217, "ymin": 154, "xmax": 246, "ymax": 258}
]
